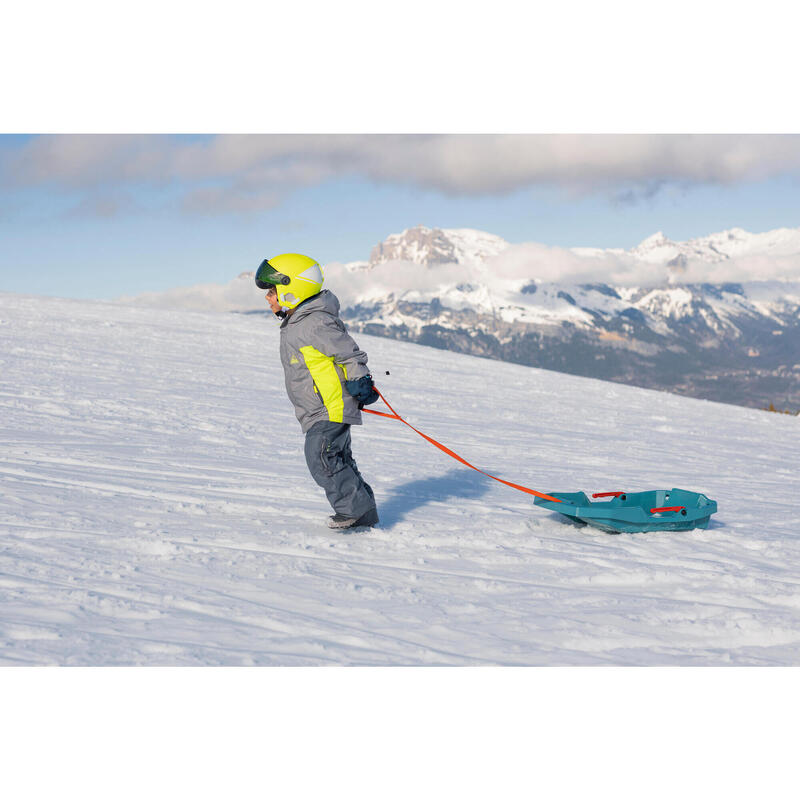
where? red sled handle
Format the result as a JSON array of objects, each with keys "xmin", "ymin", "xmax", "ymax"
[
  {"xmin": 592, "ymin": 492, "xmax": 625, "ymax": 498},
  {"xmin": 650, "ymin": 506, "xmax": 686, "ymax": 514}
]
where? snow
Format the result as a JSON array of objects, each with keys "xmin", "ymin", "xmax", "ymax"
[
  {"xmin": 440, "ymin": 227, "xmax": 510, "ymax": 263},
  {"xmin": 630, "ymin": 226, "xmax": 800, "ymax": 264},
  {"xmin": 370, "ymin": 226, "xmax": 510, "ymax": 268},
  {"xmin": 630, "ymin": 231, "xmax": 680, "ymax": 264},
  {"xmin": 699, "ymin": 226, "xmax": 800, "ymax": 259},
  {"xmin": 2, "ymin": 291, "xmax": 800, "ymax": 666},
  {"xmin": 635, "ymin": 287, "xmax": 695, "ymax": 319}
]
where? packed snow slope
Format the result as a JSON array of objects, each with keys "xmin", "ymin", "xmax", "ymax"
[{"xmin": 1, "ymin": 292, "xmax": 799, "ymax": 666}]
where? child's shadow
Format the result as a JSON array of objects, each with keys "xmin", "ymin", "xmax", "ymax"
[{"xmin": 378, "ymin": 468, "xmax": 492, "ymax": 527}]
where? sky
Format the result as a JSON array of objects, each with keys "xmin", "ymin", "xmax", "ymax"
[
  {"xmin": 2, "ymin": 134, "xmax": 800, "ymax": 300},
  {"xmin": 2, "ymin": 2, "xmax": 800, "ymax": 302}
]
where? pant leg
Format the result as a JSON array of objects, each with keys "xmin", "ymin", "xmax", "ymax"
[
  {"xmin": 339, "ymin": 427, "xmax": 375, "ymax": 506},
  {"xmin": 304, "ymin": 421, "xmax": 376, "ymax": 518}
]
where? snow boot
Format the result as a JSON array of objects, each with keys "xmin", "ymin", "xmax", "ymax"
[{"xmin": 327, "ymin": 507, "xmax": 379, "ymax": 530}]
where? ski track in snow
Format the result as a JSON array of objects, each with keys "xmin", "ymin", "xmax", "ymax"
[{"xmin": 1, "ymin": 292, "xmax": 799, "ymax": 666}]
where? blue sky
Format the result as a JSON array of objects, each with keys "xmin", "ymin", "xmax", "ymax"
[{"xmin": 2, "ymin": 134, "xmax": 800, "ymax": 299}]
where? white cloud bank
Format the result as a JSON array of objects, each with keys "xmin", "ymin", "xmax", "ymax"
[
  {"xmin": 682, "ymin": 253, "xmax": 800, "ymax": 284},
  {"xmin": 490, "ymin": 244, "xmax": 800, "ymax": 286},
  {"xmin": 6, "ymin": 134, "xmax": 800, "ymax": 213},
  {"xmin": 324, "ymin": 243, "xmax": 800, "ymax": 308},
  {"xmin": 121, "ymin": 242, "xmax": 800, "ymax": 313}
]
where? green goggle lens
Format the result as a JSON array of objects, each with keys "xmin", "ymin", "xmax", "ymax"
[{"xmin": 255, "ymin": 259, "xmax": 291, "ymax": 289}]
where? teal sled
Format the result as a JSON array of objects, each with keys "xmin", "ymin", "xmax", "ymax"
[{"xmin": 533, "ymin": 488, "xmax": 718, "ymax": 533}]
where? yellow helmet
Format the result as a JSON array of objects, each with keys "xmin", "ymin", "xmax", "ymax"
[{"xmin": 254, "ymin": 253, "xmax": 324, "ymax": 309}]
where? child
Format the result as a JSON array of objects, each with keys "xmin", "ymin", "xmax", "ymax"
[{"xmin": 256, "ymin": 253, "xmax": 379, "ymax": 530}]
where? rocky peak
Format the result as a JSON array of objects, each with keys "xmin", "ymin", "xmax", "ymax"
[
  {"xmin": 369, "ymin": 225, "xmax": 458, "ymax": 266},
  {"xmin": 369, "ymin": 225, "xmax": 509, "ymax": 267}
]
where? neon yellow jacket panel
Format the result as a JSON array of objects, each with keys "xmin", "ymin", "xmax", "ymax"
[{"xmin": 278, "ymin": 290, "xmax": 371, "ymax": 432}]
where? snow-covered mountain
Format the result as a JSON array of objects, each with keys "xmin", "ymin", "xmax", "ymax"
[
  {"xmin": 368, "ymin": 225, "xmax": 510, "ymax": 267},
  {"xmin": 118, "ymin": 223, "xmax": 800, "ymax": 410},
  {"xmin": 3, "ymin": 291, "xmax": 799, "ymax": 666},
  {"xmin": 339, "ymin": 226, "xmax": 800, "ymax": 411},
  {"xmin": 629, "ymin": 226, "xmax": 800, "ymax": 266},
  {"xmin": 365, "ymin": 223, "xmax": 800, "ymax": 272},
  {"xmin": 118, "ymin": 223, "xmax": 800, "ymax": 313}
]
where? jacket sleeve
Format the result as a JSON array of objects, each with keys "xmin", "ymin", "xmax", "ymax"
[{"xmin": 306, "ymin": 316, "xmax": 370, "ymax": 380}]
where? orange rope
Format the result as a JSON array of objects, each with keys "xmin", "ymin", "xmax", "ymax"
[{"xmin": 363, "ymin": 389, "xmax": 562, "ymax": 504}]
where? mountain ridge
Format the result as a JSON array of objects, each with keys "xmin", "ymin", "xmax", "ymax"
[{"xmin": 116, "ymin": 223, "xmax": 800, "ymax": 410}]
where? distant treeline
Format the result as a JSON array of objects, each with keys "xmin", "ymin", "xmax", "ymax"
[{"xmin": 764, "ymin": 403, "xmax": 799, "ymax": 416}]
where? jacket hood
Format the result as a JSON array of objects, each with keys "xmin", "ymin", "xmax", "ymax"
[{"xmin": 287, "ymin": 289, "xmax": 340, "ymax": 323}]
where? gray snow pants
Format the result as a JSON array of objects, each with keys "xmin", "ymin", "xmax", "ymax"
[{"xmin": 304, "ymin": 421, "xmax": 376, "ymax": 519}]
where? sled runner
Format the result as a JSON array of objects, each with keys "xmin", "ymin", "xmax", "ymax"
[{"xmin": 533, "ymin": 488, "xmax": 718, "ymax": 533}]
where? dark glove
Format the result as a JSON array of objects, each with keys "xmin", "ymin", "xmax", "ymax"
[{"xmin": 345, "ymin": 375, "xmax": 379, "ymax": 408}]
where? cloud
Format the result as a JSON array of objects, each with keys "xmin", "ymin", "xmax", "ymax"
[
  {"xmin": 65, "ymin": 192, "xmax": 137, "ymax": 219},
  {"xmin": 485, "ymin": 243, "xmax": 655, "ymax": 285},
  {"xmin": 681, "ymin": 254, "xmax": 800, "ymax": 284},
  {"xmin": 610, "ymin": 180, "xmax": 669, "ymax": 206},
  {"xmin": 324, "ymin": 240, "xmax": 800, "ymax": 307},
  {"xmin": 6, "ymin": 134, "xmax": 168, "ymax": 186},
  {"xmin": 323, "ymin": 245, "xmax": 661, "ymax": 310},
  {"xmin": 5, "ymin": 134, "xmax": 800, "ymax": 214},
  {"xmin": 181, "ymin": 184, "xmax": 281, "ymax": 215},
  {"xmin": 487, "ymin": 242, "xmax": 800, "ymax": 286}
]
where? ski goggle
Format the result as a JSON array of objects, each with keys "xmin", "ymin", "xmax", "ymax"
[{"xmin": 255, "ymin": 259, "xmax": 291, "ymax": 290}]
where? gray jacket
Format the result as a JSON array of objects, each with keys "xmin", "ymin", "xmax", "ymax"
[{"xmin": 279, "ymin": 290, "xmax": 371, "ymax": 433}]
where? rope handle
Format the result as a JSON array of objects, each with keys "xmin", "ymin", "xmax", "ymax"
[{"xmin": 363, "ymin": 388, "xmax": 562, "ymax": 504}]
